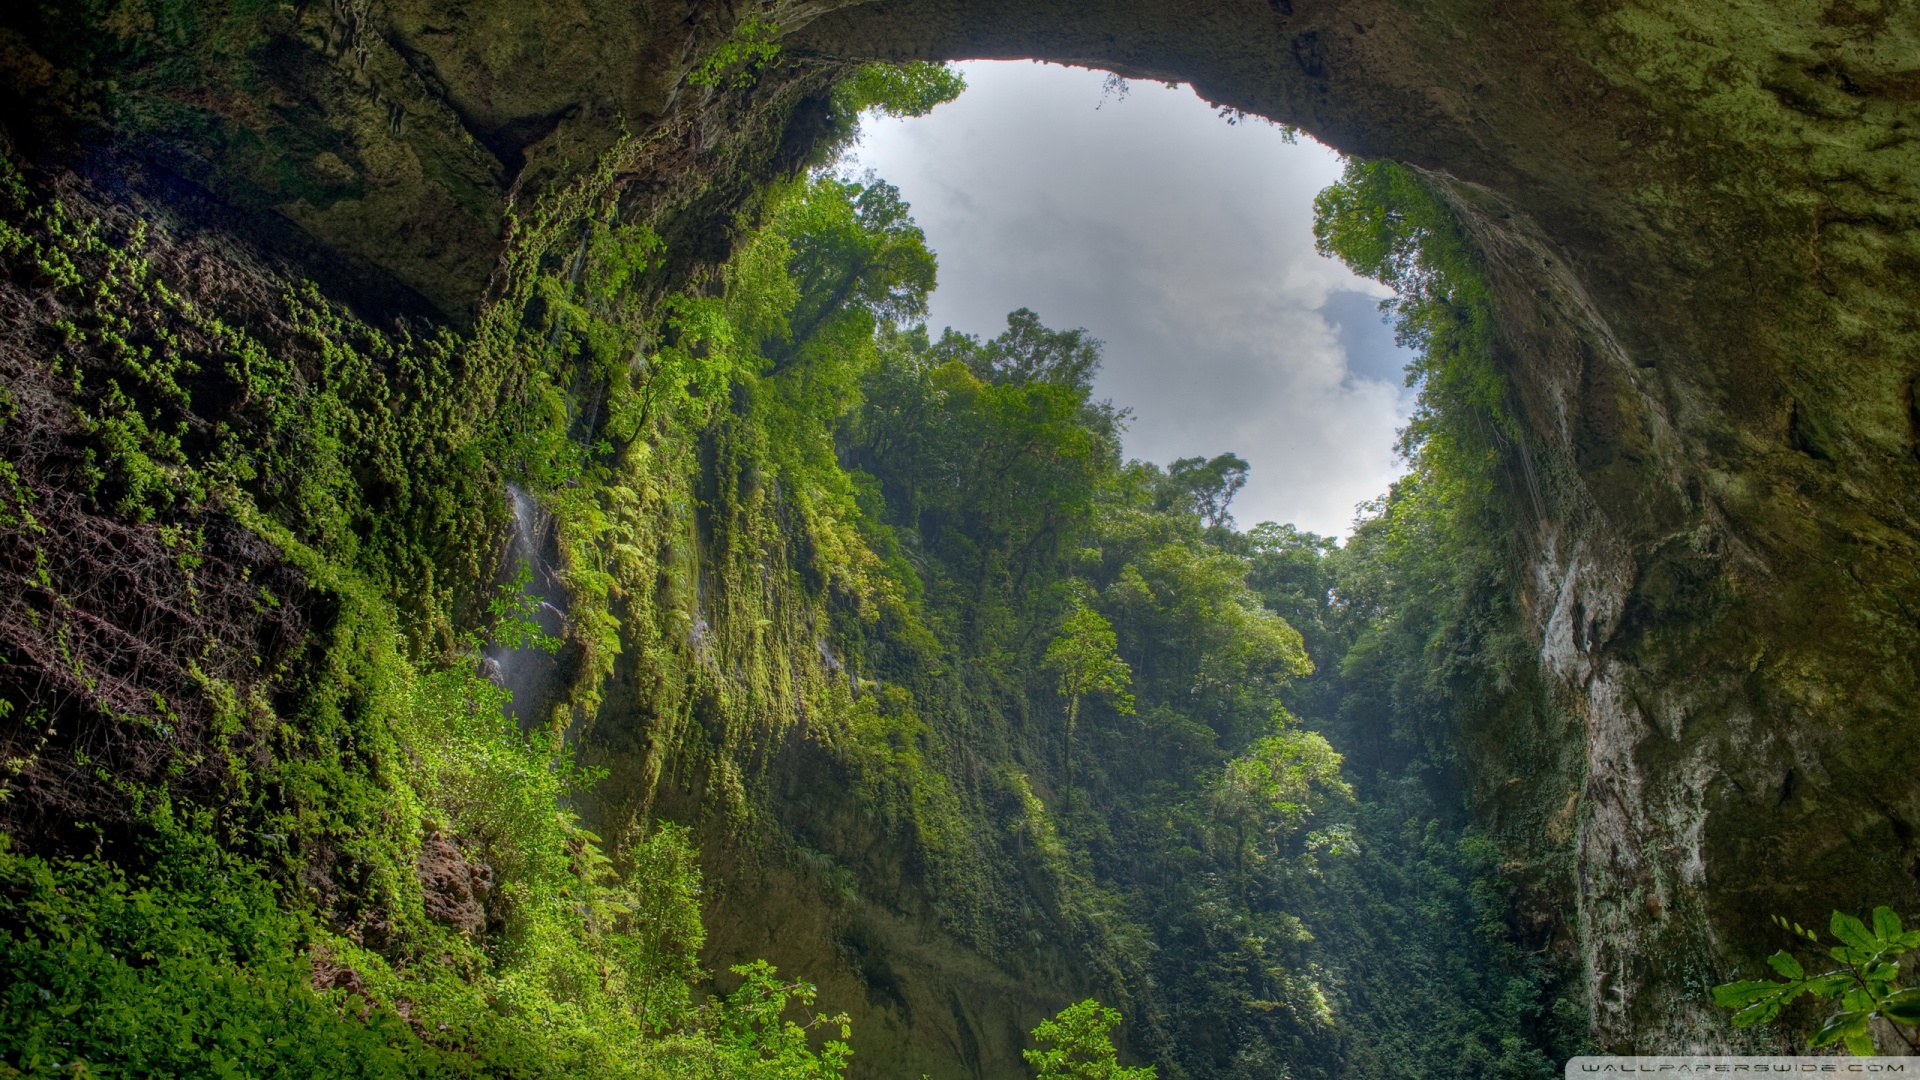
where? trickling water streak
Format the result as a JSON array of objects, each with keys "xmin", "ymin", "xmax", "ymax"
[{"xmin": 485, "ymin": 484, "xmax": 570, "ymax": 729}]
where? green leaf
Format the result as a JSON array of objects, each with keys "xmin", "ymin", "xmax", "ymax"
[
  {"xmin": 1713, "ymin": 980, "xmax": 1788, "ymax": 1009},
  {"xmin": 1873, "ymin": 907, "xmax": 1903, "ymax": 942},
  {"xmin": 1715, "ymin": 979, "xmax": 1806, "ymax": 1026},
  {"xmin": 1832, "ymin": 945, "xmax": 1876, "ymax": 966},
  {"xmin": 1805, "ymin": 972, "xmax": 1856, "ymax": 999},
  {"xmin": 1880, "ymin": 988, "xmax": 1920, "ymax": 1024},
  {"xmin": 1810, "ymin": 1011, "xmax": 1860, "ymax": 1048},
  {"xmin": 1766, "ymin": 951, "xmax": 1804, "ymax": 980},
  {"xmin": 1811, "ymin": 1010, "xmax": 1877, "ymax": 1057},
  {"xmin": 1832, "ymin": 912, "xmax": 1876, "ymax": 953}
]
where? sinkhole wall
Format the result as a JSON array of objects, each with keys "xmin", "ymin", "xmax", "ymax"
[{"xmin": 4, "ymin": 0, "xmax": 1920, "ymax": 1057}]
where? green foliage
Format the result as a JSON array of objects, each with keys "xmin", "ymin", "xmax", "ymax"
[
  {"xmin": 764, "ymin": 177, "xmax": 938, "ymax": 365},
  {"xmin": 1045, "ymin": 603, "xmax": 1136, "ymax": 722},
  {"xmin": 1045, "ymin": 601, "xmax": 1134, "ymax": 800},
  {"xmin": 0, "ymin": 151, "xmax": 511, "ymax": 652},
  {"xmin": 1025, "ymin": 1000, "xmax": 1157, "ymax": 1080},
  {"xmin": 837, "ymin": 226, "xmax": 1563, "ymax": 1076},
  {"xmin": 1313, "ymin": 160, "xmax": 1508, "ymax": 481},
  {"xmin": 1214, "ymin": 729, "xmax": 1351, "ymax": 839},
  {"xmin": 1164, "ymin": 454, "xmax": 1250, "ymax": 530},
  {"xmin": 833, "ymin": 63, "xmax": 968, "ymax": 120},
  {"xmin": 697, "ymin": 962, "xmax": 852, "ymax": 1080},
  {"xmin": 945, "ymin": 307, "xmax": 1105, "ymax": 389},
  {"xmin": 847, "ymin": 309, "xmax": 1361, "ymax": 1074},
  {"xmin": 527, "ymin": 134, "xmax": 1561, "ymax": 1080},
  {"xmin": 0, "ymin": 831, "xmax": 457, "ymax": 1079},
  {"xmin": 687, "ymin": 16, "xmax": 782, "ymax": 90},
  {"xmin": 1261, "ymin": 155, "xmax": 1585, "ymax": 1080},
  {"xmin": 1307, "ymin": 160, "xmax": 1535, "ymax": 765},
  {"xmin": 1712, "ymin": 908, "xmax": 1920, "ymax": 1056},
  {"xmin": 819, "ymin": 62, "xmax": 967, "ymax": 164},
  {"xmin": 488, "ymin": 562, "xmax": 562, "ymax": 654},
  {"xmin": 0, "ymin": 143, "xmax": 870, "ymax": 1079},
  {"xmin": 0, "ymin": 583, "xmax": 812, "ymax": 1077}
]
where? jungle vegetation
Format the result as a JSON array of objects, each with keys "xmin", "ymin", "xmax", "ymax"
[{"xmin": 0, "ymin": 56, "xmax": 1582, "ymax": 1080}]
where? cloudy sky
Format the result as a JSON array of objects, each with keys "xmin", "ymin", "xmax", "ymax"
[{"xmin": 843, "ymin": 61, "xmax": 1414, "ymax": 539}]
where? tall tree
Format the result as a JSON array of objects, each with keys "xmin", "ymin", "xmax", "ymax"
[
  {"xmin": 1164, "ymin": 452, "xmax": 1249, "ymax": 529},
  {"xmin": 1044, "ymin": 601, "xmax": 1134, "ymax": 799}
]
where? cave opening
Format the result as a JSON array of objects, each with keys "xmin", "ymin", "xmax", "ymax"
[
  {"xmin": 842, "ymin": 59, "xmax": 1413, "ymax": 538},
  {"xmin": 6, "ymin": 0, "xmax": 1920, "ymax": 1074}
]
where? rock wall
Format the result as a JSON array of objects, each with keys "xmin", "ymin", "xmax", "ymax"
[{"xmin": 7, "ymin": 0, "xmax": 1920, "ymax": 1055}]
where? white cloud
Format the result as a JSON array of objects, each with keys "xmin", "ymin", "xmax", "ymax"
[{"xmin": 844, "ymin": 60, "xmax": 1414, "ymax": 538}]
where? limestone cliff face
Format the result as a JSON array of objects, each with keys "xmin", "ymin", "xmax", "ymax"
[{"xmin": 7, "ymin": 0, "xmax": 1920, "ymax": 1056}]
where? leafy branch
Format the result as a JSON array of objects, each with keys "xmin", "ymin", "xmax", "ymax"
[
  {"xmin": 1712, "ymin": 907, "xmax": 1920, "ymax": 1056},
  {"xmin": 1025, "ymin": 999, "xmax": 1156, "ymax": 1080},
  {"xmin": 484, "ymin": 560, "xmax": 562, "ymax": 654}
]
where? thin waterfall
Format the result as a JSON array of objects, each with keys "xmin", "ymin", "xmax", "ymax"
[{"xmin": 482, "ymin": 484, "xmax": 570, "ymax": 729}]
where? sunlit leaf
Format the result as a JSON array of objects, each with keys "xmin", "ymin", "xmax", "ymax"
[
  {"xmin": 1873, "ymin": 907, "xmax": 1904, "ymax": 942},
  {"xmin": 1832, "ymin": 912, "xmax": 1876, "ymax": 953}
]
